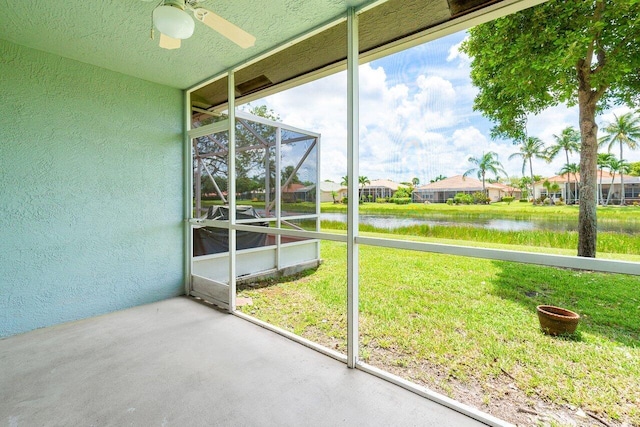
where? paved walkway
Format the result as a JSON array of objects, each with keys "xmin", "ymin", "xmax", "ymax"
[{"xmin": 0, "ymin": 297, "xmax": 486, "ymax": 426}]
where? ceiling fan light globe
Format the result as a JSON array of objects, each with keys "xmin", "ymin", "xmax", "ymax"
[{"xmin": 153, "ymin": 5, "xmax": 194, "ymax": 39}]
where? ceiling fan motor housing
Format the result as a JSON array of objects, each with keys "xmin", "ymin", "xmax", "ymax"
[{"xmin": 154, "ymin": 0, "xmax": 195, "ymax": 39}]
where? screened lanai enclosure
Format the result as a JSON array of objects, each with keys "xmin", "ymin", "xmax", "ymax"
[{"xmin": 189, "ymin": 110, "xmax": 321, "ymax": 308}]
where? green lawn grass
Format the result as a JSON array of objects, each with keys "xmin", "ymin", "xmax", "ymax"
[
  {"xmin": 238, "ymin": 239, "xmax": 640, "ymax": 425},
  {"xmin": 321, "ymin": 201, "xmax": 640, "ymax": 222},
  {"xmin": 320, "ymin": 220, "xmax": 640, "ymax": 255},
  {"xmin": 203, "ymin": 198, "xmax": 640, "ymax": 222}
]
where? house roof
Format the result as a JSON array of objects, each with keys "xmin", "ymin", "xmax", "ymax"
[
  {"xmin": 417, "ymin": 175, "xmax": 483, "ymax": 191},
  {"xmin": 294, "ymin": 184, "xmax": 317, "ymax": 193},
  {"xmin": 537, "ymin": 171, "xmax": 640, "ymax": 185},
  {"xmin": 0, "ymin": 1, "xmax": 531, "ymax": 93},
  {"xmin": 363, "ymin": 179, "xmax": 402, "ymax": 191},
  {"xmin": 282, "ymin": 183, "xmax": 306, "ymax": 192},
  {"xmin": 416, "ymin": 175, "xmax": 520, "ymax": 193}
]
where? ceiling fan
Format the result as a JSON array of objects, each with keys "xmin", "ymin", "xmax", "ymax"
[{"xmin": 145, "ymin": 0, "xmax": 256, "ymax": 50}]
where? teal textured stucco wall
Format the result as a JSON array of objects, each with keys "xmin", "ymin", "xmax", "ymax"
[{"xmin": 0, "ymin": 39, "xmax": 184, "ymax": 337}]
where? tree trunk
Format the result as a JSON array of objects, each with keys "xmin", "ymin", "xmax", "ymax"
[
  {"xmin": 529, "ymin": 159, "xmax": 534, "ymax": 201},
  {"xmin": 606, "ymin": 173, "xmax": 615, "ymax": 205},
  {"xmin": 598, "ymin": 169, "xmax": 604, "ymax": 205},
  {"xmin": 565, "ymin": 150, "xmax": 572, "ymax": 203},
  {"xmin": 577, "ymin": 93, "xmax": 598, "ymax": 257}
]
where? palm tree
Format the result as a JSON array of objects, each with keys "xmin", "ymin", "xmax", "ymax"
[
  {"xmin": 558, "ymin": 163, "xmax": 580, "ymax": 204},
  {"xmin": 601, "ymin": 112, "xmax": 640, "ymax": 205},
  {"xmin": 509, "ymin": 137, "xmax": 547, "ymax": 200},
  {"xmin": 546, "ymin": 127, "xmax": 580, "ymax": 201},
  {"xmin": 412, "ymin": 177, "xmax": 420, "ymax": 186},
  {"xmin": 518, "ymin": 176, "xmax": 532, "ymax": 199},
  {"xmin": 542, "ymin": 180, "xmax": 552, "ymax": 201},
  {"xmin": 358, "ymin": 176, "xmax": 370, "ymax": 201},
  {"xmin": 542, "ymin": 180, "xmax": 562, "ymax": 203},
  {"xmin": 463, "ymin": 152, "xmax": 506, "ymax": 193},
  {"xmin": 430, "ymin": 174, "xmax": 446, "ymax": 183},
  {"xmin": 597, "ymin": 153, "xmax": 614, "ymax": 205},
  {"xmin": 340, "ymin": 176, "xmax": 348, "ymax": 186},
  {"xmin": 605, "ymin": 158, "xmax": 630, "ymax": 206},
  {"xmin": 547, "ymin": 127, "xmax": 580, "ymax": 165},
  {"xmin": 549, "ymin": 182, "xmax": 561, "ymax": 200}
]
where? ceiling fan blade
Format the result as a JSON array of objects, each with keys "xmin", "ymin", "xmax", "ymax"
[
  {"xmin": 159, "ymin": 33, "xmax": 181, "ymax": 50},
  {"xmin": 193, "ymin": 8, "xmax": 256, "ymax": 49}
]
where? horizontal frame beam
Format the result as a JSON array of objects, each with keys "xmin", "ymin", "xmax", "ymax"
[
  {"xmin": 356, "ymin": 236, "xmax": 640, "ymax": 276},
  {"xmin": 189, "ymin": 219, "xmax": 639, "ymax": 275},
  {"xmin": 189, "ymin": 218, "xmax": 347, "ymax": 243}
]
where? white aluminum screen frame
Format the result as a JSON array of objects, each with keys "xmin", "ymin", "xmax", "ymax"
[{"xmin": 184, "ymin": 1, "xmax": 639, "ymax": 426}]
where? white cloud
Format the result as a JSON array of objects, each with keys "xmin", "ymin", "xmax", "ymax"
[
  {"xmin": 446, "ymin": 37, "xmax": 470, "ymax": 64},
  {"xmin": 248, "ymin": 36, "xmax": 640, "ymax": 184}
]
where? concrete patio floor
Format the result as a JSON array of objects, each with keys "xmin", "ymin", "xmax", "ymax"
[{"xmin": 1, "ymin": 297, "xmax": 486, "ymax": 426}]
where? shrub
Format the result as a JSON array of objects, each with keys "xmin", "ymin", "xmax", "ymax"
[
  {"xmin": 519, "ymin": 199, "xmax": 529, "ymax": 203},
  {"xmin": 502, "ymin": 196, "xmax": 515, "ymax": 205},
  {"xmin": 341, "ymin": 197, "xmax": 348, "ymax": 204},
  {"xmin": 446, "ymin": 198, "xmax": 454, "ymax": 205},
  {"xmin": 535, "ymin": 195, "xmax": 548, "ymax": 205},
  {"xmin": 633, "ymin": 201, "xmax": 639, "ymax": 207},
  {"xmin": 555, "ymin": 200, "xmax": 565, "ymax": 206},
  {"xmin": 393, "ymin": 187, "xmax": 412, "ymax": 199},
  {"xmin": 376, "ymin": 197, "xmax": 387, "ymax": 203},
  {"xmin": 453, "ymin": 193, "xmax": 473, "ymax": 205},
  {"xmin": 367, "ymin": 195, "xmax": 373, "ymax": 202},
  {"xmin": 472, "ymin": 191, "xmax": 490, "ymax": 204},
  {"xmin": 393, "ymin": 197, "xmax": 411, "ymax": 205},
  {"xmin": 543, "ymin": 197, "xmax": 552, "ymax": 205}
]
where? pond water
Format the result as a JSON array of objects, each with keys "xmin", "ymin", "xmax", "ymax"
[{"xmin": 319, "ymin": 213, "xmax": 640, "ymax": 234}]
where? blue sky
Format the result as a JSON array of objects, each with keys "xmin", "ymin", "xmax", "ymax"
[{"xmin": 247, "ymin": 30, "xmax": 639, "ymax": 185}]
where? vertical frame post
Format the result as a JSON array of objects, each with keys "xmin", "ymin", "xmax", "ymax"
[
  {"xmin": 264, "ymin": 149, "xmax": 271, "ymax": 217},
  {"xmin": 228, "ymin": 71, "xmax": 237, "ymax": 312},
  {"xmin": 316, "ymin": 135, "xmax": 321, "ymax": 257},
  {"xmin": 184, "ymin": 91, "xmax": 193, "ymax": 295},
  {"xmin": 346, "ymin": 7, "xmax": 359, "ymax": 368},
  {"xmin": 275, "ymin": 125, "xmax": 282, "ymax": 269}
]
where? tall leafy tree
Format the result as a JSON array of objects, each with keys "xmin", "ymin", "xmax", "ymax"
[
  {"xmin": 462, "ymin": 1, "xmax": 640, "ymax": 257},
  {"xmin": 430, "ymin": 174, "xmax": 447, "ymax": 183},
  {"xmin": 508, "ymin": 137, "xmax": 546, "ymax": 199},
  {"xmin": 281, "ymin": 165, "xmax": 301, "ymax": 185},
  {"xmin": 463, "ymin": 151, "xmax": 506, "ymax": 192},
  {"xmin": 600, "ymin": 112, "xmax": 640, "ymax": 204}
]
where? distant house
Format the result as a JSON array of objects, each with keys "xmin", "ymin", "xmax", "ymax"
[
  {"xmin": 320, "ymin": 181, "xmax": 347, "ymax": 203},
  {"xmin": 281, "ymin": 183, "xmax": 307, "ymax": 202},
  {"xmin": 413, "ymin": 175, "xmax": 520, "ymax": 203},
  {"xmin": 534, "ymin": 171, "xmax": 640, "ymax": 204},
  {"xmin": 360, "ymin": 179, "xmax": 402, "ymax": 200}
]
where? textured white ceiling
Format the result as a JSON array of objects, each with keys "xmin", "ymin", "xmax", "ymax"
[{"xmin": 0, "ymin": 0, "xmax": 373, "ymax": 89}]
